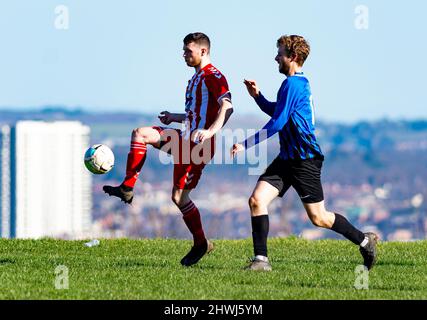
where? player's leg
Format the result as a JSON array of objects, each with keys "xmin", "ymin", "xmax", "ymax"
[
  {"xmin": 171, "ymin": 187, "xmax": 207, "ymax": 247},
  {"xmin": 303, "ymin": 200, "xmax": 378, "ymax": 270},
  {"xmin": 246, "ymin": 157, "xmax": 291, "ymax": 271},
  {"xmin": 302, "ymin": 200, "xmax": 334, "ymax": 228},
  {"xmin": 121, "ymin": 127, "xmax": 162, "ymax": 187},
  {"xmin": 294, "ymin": 158, "xmax": 378, "ymax": 270},
  {"xmin": 247, "ymin": 181, "xmax": 280, "ymax": 271},
  {"xmin": 171, "ymin": 165, "xmax": 213, "ymax": 267},
  {"xmin": 171, "ymin": 138, "xmax": 216, "ymax": 266},
  {"xmin": 103, "ymin": 126, "xmax": 169, "ymax": 203},
  {"xmin": 303, "ymin": 200, "xmax": 362, "ymax": 240}
]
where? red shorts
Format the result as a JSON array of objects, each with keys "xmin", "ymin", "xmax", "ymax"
[{"xmin": 152, "ymin": 126, "xmax": 215, "ymax": 190}]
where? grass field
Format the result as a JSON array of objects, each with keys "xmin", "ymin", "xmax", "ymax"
[{"xmin": 0, "ymin": 237, "xmax": 426, "ymax": 300}]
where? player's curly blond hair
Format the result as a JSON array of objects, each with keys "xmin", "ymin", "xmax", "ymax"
[{"xmin": 277, "ymin": 35, "xmax": 310, "ymax": 66}]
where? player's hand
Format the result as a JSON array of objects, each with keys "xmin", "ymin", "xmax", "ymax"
[
  {"xmin": 231, "ymin": 143, "xmax": 245, "ymax": 158},
  {"xmin": 243, "ymin": 79, "xmax": 260, "ymax": 98},
  {"xmin": 158, "ymin": 111, "xmax": 174, "ymax": 125},
  {"xmin": 192, "ymin": 129, "xmax": 213, "ymax": 143}
]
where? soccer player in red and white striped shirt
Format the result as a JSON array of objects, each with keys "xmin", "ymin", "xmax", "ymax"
[{"xmin": 103, "ymin": 32, "xmax": 233, "ymax": 266}]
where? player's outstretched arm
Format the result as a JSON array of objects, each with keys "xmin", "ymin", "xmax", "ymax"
[
  {"xmin": 158, "ymin": 111, "xmax": 186, "ymax": 125},
  {"xmin": 192, "ymin": 94, "xmax": 233, "ymax": 143},
  {"xmin": 244, "ymin": 79, "xmax": 276, "ymax": 117},
  {"xmin": 232, "ymin": 80, "xmax": 297, "ymax": 157}
]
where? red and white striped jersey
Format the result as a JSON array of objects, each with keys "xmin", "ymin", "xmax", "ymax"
[{"xmin": 182, "ymin": 64, "xmax": 230, "ymax": 140}]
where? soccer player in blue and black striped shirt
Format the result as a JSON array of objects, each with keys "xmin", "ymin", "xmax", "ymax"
[{"xmin": 231, "ymin": 35, "xmax": 378, "ymax": 271}]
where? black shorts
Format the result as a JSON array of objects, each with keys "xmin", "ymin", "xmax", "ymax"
[{"xmin": 258, "ymin": 156, "xmax": 324, "ymax": 203}]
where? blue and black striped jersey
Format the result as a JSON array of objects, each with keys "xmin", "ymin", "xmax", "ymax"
[{"xmin": 243, "ymin": 72, "xmax": 323, "ymax": 160}]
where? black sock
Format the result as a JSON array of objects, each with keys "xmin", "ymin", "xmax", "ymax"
[
  {"xmin": 331, "ymin": 213, "xmax": 365, "ymax": 245},
  {"xmin": 251, "ymin": 215, "xmax": 269, "ymax": 257}
]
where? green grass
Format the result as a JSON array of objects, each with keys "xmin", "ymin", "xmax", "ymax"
[{"xmin": 0, "ymin": 238, "xmax": 426, "ymax": 299}]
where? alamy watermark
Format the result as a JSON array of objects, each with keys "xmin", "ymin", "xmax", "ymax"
[
  {"xmin": 54, "ymin": 5, "xmax": 70, "ymax": 30},
  {"xmin": 354, "ymin": 5, "xmax": 369, "ymax": 30},
  {"xmin": 54, "ymin": 265, "xmax": 69, "ymax": 289},
  {"xmin": 354, "ymin": 265, "xmax": 369, "ymax": 290},
  {"xmin": 157, "ymin": 126, "xmax": 268, "ymax": 176}
]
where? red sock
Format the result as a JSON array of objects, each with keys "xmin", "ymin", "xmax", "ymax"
[
  {"xmin": 122, "ymin": 141, "xmax": 147, "ymax": 188},
  {"xmin": 179, "ymin": 201, "xmax": 206, "ymax": 246}
]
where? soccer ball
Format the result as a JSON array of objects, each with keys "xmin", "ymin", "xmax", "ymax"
[{"xmin": 84, "ymin": 144, "xmax": 115, "ymax": 174}]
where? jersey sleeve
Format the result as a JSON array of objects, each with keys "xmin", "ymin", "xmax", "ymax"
[
  {"xmin": 242, "ymin": 78, "xmax": 300, "ymax": 149},
  {"xmin": 254, "ymin": 92, "xmax": 276, "ymax": 117},
  {"xmin": 204, "ymin": 73, "xmax": 231, "ymax": 103}
]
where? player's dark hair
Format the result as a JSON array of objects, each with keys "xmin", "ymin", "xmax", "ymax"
[
  {"xmin": 277, "ymin": 35, "xmax": 310, "ymax": 66},
  {"xmin": 183, "ymin": 32, "xmax": 211, "ymax": 52}
]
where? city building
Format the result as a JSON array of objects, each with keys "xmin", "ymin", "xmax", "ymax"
[{"xmin": 0, "ymin": 121, "xmax": 92, "ymax": 239}]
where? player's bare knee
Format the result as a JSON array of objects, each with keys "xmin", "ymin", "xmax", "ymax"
[
  {"xmin": 171, "ymin": 193, "xmax": 181, "ymax": 206},
  {"xmin": 171, "ymin": 191, "xmax": 189, "ymax": 208},
  {"xmin": 132, "ymin": 128, "xmax": 143, "ymax": 139},
  {"xmin": 132, "ymin": 127, "xmax": 149, "ymax": 143},
  {"xmin": 249, "ymin": 195, "xmax": 264, "ymax": 211}
]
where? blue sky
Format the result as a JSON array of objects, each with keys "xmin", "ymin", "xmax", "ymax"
[{"xmin": 0, "ymin": 0, "xmax": 426, "ymax": 122}]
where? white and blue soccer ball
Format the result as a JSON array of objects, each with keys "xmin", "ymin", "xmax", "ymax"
[{"xmin": 84, "ymin": 144, "xmax": 115, "ymax": 174}]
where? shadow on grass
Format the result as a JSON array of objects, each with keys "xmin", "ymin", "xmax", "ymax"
[
  {"xmin": 375, "ymin": 260, "xmax": 418, "ymax": 267},
  {"xmin": 113, "ymin": 259, "xmax": 171, "ymax": 269},
  {"xmin": 278, "ymin": 257, "xmax": 358, "ymax": 266},
  {"xmin": 0, "ymin": 258, "xmax": 16, "ymax": 265}
]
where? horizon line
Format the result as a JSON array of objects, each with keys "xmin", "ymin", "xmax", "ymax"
[{"xmin": 0, "ymin": 106, "xmax": 426, "ymax": 124}]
